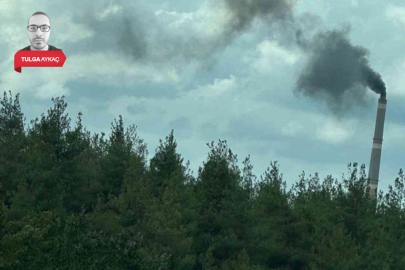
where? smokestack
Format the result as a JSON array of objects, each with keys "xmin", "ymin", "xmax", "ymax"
[{"xmin": 368, "ymin": 94, "xmax": 387, "ymax": 197}]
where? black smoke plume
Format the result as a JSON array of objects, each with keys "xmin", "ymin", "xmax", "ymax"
[
  {"xmin": 295, "ymin": 28, "xmax": 386, "ymax": 114},
  {"xmin": 69, "ymin": 0, "xmax": 296, "ymax": 65}
]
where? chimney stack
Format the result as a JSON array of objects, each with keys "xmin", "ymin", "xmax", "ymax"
[{"xmin": 368, "ymin": 95, "xmax": 387, "ymax": 197}]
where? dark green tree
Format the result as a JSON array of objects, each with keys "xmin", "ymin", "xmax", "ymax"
[
  {"xmin": 0, "ymin": 91, "xmax": 26, "ymax": 208},
  {"xmin": 249, "ymin": 162, "xmax": 297, "ymax": 269},
  {"xmin": 98, "ymin": 116, "xmax": 146, "ymax": 201},
  {"xmin": 8, "ymin": 96, "xmax": 70, "ymax": 219},
  {"xmin": 193, "ymin": 140, "xmax": 252, "ymax": 269},
  {"xmin": 3, "ymin": 91, "xmax": 405, "ymax": 270},
  {"xmin": 114, "ymin": 130, "xmax": 196, "ymax": 269},
  {"xmin": 89, "ymin": 120, "xmax": 148, "ymax": 237},
  {"xmin": 61, "ymin": 112, "xmax": 100, "ymax": 214},
  {"xmin": 361, "ymin": 168, "xmax": 405, "ymax": 269},
  {"xmin": 0, "ymin": 208, "xmax": 147, "ymax": 270}
]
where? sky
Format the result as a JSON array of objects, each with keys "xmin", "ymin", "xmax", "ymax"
[{"xmin": 0, "ymin": 0, "xmax": 404, "ymax": 192}]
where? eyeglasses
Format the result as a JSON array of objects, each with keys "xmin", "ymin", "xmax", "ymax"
[{"xmin": 27, "ymin": 25, "xmax": 51, "ymax": 32}]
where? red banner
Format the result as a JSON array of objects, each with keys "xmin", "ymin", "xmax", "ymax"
[{"xmin": 14, "ymin": 50, "xmax": 67, "ymax": 73}]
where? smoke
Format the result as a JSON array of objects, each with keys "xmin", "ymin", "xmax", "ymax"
[
  {"xmin": 221, "ymin": 0, "xmax": 386, "ymax": 114},
  {"xmin": 66, "ymin": 0, "xmax": 297, "ymax": 65},
  {"xmin": 295, "ymin": 28, "xmax": 386, "ymax": 114},
  {"xmin": 154, "ymin": 0, "xmax": 296, "ymax": 64},
  {"xmin": 117, "ymin": 16, "xmax": 148, "ymax": 61},
  {"xmin": 59, "ymin": 0, "xmax": 386, "ymax": 111},
  {"xmin": 223, "ymin": 0, "xmax": 295, "ymax": 32},
  {"xmin": 68, "ymin": 2, "xmax": 150, "ymax": 61}
]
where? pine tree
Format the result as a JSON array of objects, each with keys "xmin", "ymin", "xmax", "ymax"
[
  {"xmin": 248, "ymin": 162, "xmax": 292, "ymax": 268},
  {"xmin": 62, "ymin": 112, "xmax": 100, "ymax": 213},
  {"xmin": 0, "ymin": 91, "xmax": 26, "ymax": 208},
  {"xmin": 143, "ymin": 130, "xmax": 195, "ymax": 269},
  {"xmin": 8, "ymin": 96, "xmax": 70, "ymax": 219},
  {"xmin": 193, "ymin": 140, "xmax": 251, "ymax": 269},
  {"xmin": 99, "ymin": 115, "xmax": 142, "ymax": 201},
  {"xmin": 89, "ymin": 121, "xmax": 148, "ymax": 239}
]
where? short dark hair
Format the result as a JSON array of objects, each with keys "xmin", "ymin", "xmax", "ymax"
[{"xmin": 28, "ymin": 11, "xmax": 50, "ymax": 25}]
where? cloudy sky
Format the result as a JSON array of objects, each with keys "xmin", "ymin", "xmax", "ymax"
[{"xmin": 1, "ymin": 0, "xmax": 404, "ymax": 191}]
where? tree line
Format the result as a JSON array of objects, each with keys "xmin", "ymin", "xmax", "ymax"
[{"xmin": 0, "ymin": 90, "xmax": 404, "ymax": 269}]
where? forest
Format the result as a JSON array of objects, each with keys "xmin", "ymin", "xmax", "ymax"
[{"xmin": 0, "ymin": 90, "xmax": 404, "ymax": 270}]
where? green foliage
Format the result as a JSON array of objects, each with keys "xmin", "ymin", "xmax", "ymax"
[
  {"xmin": 0, "ymin": 211, "xmax": 64, "ymax": 269},
  {"xmin": 99, "ymin": 116, "xmax": 147, "ymax": 202},
  {"xmin": 0, "ymin": 208, "xmax": 146, "ymax": 270},
  {"xmin": 7, "ymin": 96, "xmax": 71, "ymax": 219},
  {"xmin": 193, "ymin": 140, "xmax": 252, "ymax": 269},
  {"xmin": 0, "ymin": 91, "xmax": 26, "ymax": 207},
  {"xmin": 249, "ymin": 162, "xmax": 297, "ymax": 269},
  {"xmin": 140, "ymin": 130, "xmax": 196, "ymax": 269},
  {"xmin": 1, "ymin": 90, "xmax": 405, "ymax": 269},
  {"xmin": 149, "ymin": 130, "xmax": 191, "ymax": 197}
]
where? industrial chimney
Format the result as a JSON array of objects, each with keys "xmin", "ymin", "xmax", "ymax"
[{"xmin": 368, "ymin": 94, "xmax": 387, "ymax": 197}]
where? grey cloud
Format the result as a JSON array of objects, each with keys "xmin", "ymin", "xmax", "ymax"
[
  {"xmin": 384, "ymin": 96, "xmax": 405, "ymax": 126},
  {"xmin": 64, "ymin": 2, "xmax": 148, "ymax": 61},
  {"xmin": 168, "ymin": 117, "xmax": 190, "ymax": 129},
  {"xmin": 168, "ymin": 117, "xmax": 192, "ymax": 138},
  {"xmin": 64, "ymin": 81, "xmax": 178, "ymax": 102},
  {"xmin": 127, "ymin": 103, "xmax": 146, "ymax": 115},
  {"xmin": 225, "ymin": 117, "xmax": 277, "ymax": 142},
  {"xmin": 223, "ymin": 0, "xmax": 295, "ymax": 32},
  {"xmin": 199, "ymin": 122, "xmax": 220, "ymax": 139},
  {"xmin": 225, "ymin": 116, "xmax": 368, "ymax": 164}
]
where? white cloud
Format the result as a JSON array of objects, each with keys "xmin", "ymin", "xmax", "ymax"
[
  {"xmin": 154, "ymin": 1, "xmax": 233, "ymax": 41},
  {"xmin": 247, "ymin": 40, "xmax": 301, "ymax": 73},
  {"xmin": 385, "ymin": 6, "xmax": 405, "ymax": 27},
  {"xmin": 36, "ymin": 81, "xmax": 69, "ymax": 99},
  {"xmin": 351, "ymin": 0, "xmax": 359, "ymax": 7},
  {"xmin": 258, "ymin": 40, "xmax": 299, "ymax": 64},
  {"xmin": 193, "ymin": 1, "xmax": 233, "ymax": 39},
  {"xmin": 154, "ymin": 10, "xmax": 194, "ymax": 28},
  {"xmin": 281, "ymin": 121, "xmax": 305, "ymax": 137},
  {"xmin": 189, "ymin": 75, "xmax": 236, "ymax": 99},
  {"xmin": 0, "ymin": 24, "xmax": 27, "ymax": 52},
  {"xmin": 0, "ymin": 0, "xmax": 18, "ymax": 17},
  {"xmin": 316, "ymin": 120, "xmax": 355, "ymax": 144},
  {"xmin": 96, "ymin": 3, "xmax": 122, "ymax": 20}
]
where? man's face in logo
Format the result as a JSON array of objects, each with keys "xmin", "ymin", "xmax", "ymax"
[{"xmin": 28, "ymin": 15, "xmax": 50, "ymax": 50}]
